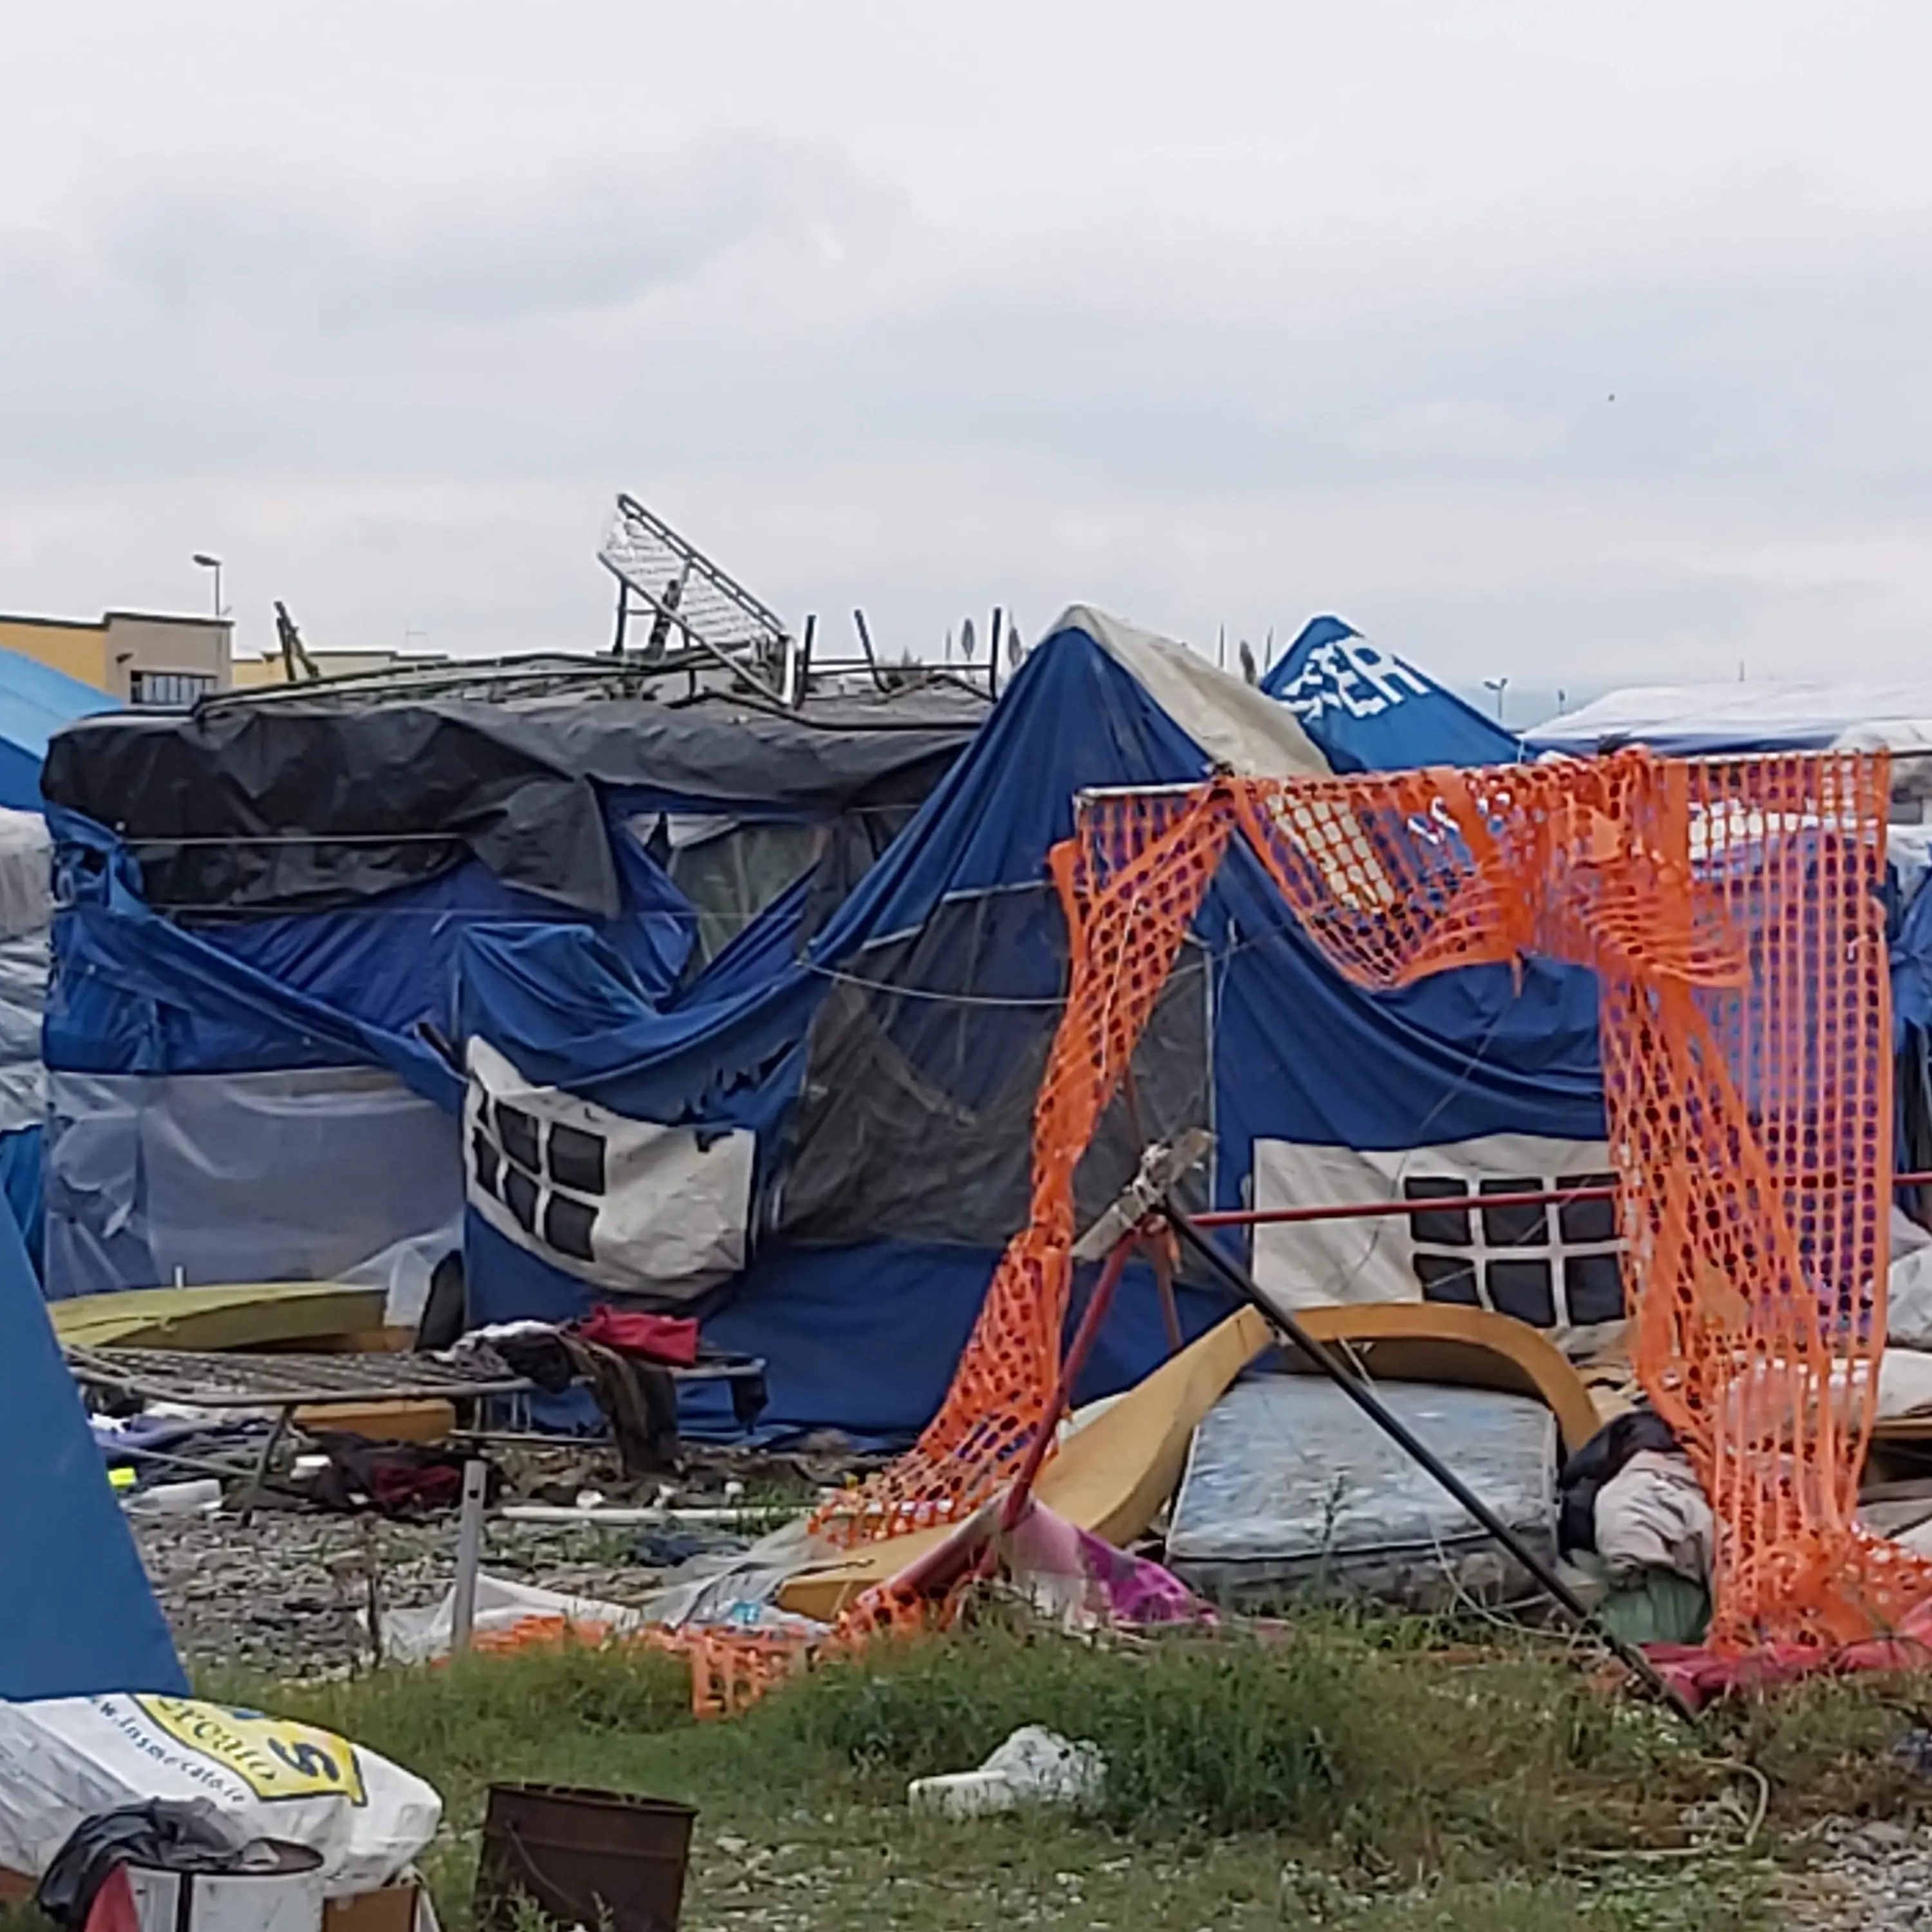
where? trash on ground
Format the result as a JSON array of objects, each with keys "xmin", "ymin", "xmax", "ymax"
[
  {"xmin": 380, "ymin": 1573, "xmax": 645, "ymax": 1663},
  {"xmin": 1000, "ymin": 1501, "xmax": 1209, "ymax": 1629},
  {"xmin": 907, "ymin": 1726, "xmax": 1105, "ymax": 1819}
]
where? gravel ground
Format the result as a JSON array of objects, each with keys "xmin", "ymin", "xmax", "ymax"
[
  {"xmin": 127, "ymin": 1437, "xmax": 849, "ymax": 1676},
  {"xmin": 1776, "ymin": 1818, "xmax": 1932, "ymax": 1931},
  {"xmin": 133, "ymin": 1504, "xmax": 679, "ymax": 1675}
]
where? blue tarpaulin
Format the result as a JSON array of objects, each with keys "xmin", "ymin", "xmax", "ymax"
[
  {"xmin": 457, "ymin": 609, "xmax": 1602, "ymax": 1439},
  {"xmin": 1262, "ymin": 615, "xmax": 1521, "ymax": 772},
  {"xmin": 0, "ymin": 1175, "xmax": 184, "ymax": 1695},
  {"xmin": 0, "ymin": 644, "xmax": 113, "ymax": 814}
]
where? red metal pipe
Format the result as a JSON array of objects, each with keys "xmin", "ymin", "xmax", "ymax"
[{"xmin": 1194, "ymin": 1170, "xmax": 1932, "ymax": 1231}]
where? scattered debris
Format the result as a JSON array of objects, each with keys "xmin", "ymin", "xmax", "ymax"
[{"xmin": 907, "ymin": 1727, "xmax": 1105, "ymax": 1819}]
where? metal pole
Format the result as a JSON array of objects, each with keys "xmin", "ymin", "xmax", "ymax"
[
  {"xmin": 1161, "ymin": 1201, "xmax": 1698, "ymax": 1722},
  {"xmin": 450, "ymin": 1459, "xmax": 488, "ymax": 1654},
  {"xmin": 1191, "ymin": 1167, "xmax": 1932, "ymax": 1232}
]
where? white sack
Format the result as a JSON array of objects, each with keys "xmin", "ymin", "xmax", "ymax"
[{"xmin": 0, "ymin": 1695, "xmax": 441, "ymax": 1898}]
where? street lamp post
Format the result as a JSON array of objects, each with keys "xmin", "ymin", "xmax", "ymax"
[
  {"xmin": 1482, "ymin": 676, "xmax": 1510, "ymax": 724},
  {"xmin": 191, "ymin": 553, "xmax": 225, "ymax": 620}
]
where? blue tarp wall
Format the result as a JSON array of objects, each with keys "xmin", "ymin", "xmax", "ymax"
[{"xmin": 0, "ymin": 644, "xmax": 115, "ymax": 814}]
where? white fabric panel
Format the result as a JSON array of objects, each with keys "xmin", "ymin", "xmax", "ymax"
[
  {"xmin": 466, "ymin": 1037, "xmax": 753, "ymax": 1301},
  {"xmin": 45, "ymin": 1067, "xmax": 462, "ymax": 1300},
  {"xmin": 1251, "ymin": 1132, "xmax": 1625, "ymax": 1356},
  {"xmin": 1060, "ymin": 604, "xmax": 1331, "ymax": 779},
  {"xmin": 0, "ymin": 932, "xmax": 46, "ymax": 1133},
  {"xmin": 0, "ymin": 811, "xmax": 51, "ymax": 942}
]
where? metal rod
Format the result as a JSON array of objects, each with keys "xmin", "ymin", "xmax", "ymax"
[
  {"xmin": 1161, "ymin": 1200, "xmax": 1700, "ymax": 1722},
  {"xmin": 451, "ymin": 1459, "xmax": 489, "ymax": 1653},
  {"xmin": 1151, "ymin": 1240, "xmax": 1184, "ymax": 1352},
  {"xmin": 1195, "ymin": 1169, "xmax": 1932, "ymax": 1231}
]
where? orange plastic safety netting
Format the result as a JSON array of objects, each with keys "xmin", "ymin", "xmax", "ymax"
[{"xmin": 817, "ymin": 747, "xmax": 1929, "ymax": 1652}]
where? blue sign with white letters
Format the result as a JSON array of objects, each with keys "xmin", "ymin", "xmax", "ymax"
[{"xmin": 1262, "ymin": 616, "xmax": 1521, "ymax": 772}]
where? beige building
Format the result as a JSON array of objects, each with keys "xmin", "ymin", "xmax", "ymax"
[
  {"xmin": 231, "ymin": 647, "xmax": 446, "ymax": 690},
  {"xmin": 0, "ymin": 610, "xmax": 232, "ymax": 705}
]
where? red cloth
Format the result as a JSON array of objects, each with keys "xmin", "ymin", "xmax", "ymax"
[
  {"xmin": 1648, "ymin": 1598, "xmax": 1932, "ymax": 1708},
  {"xmin": 84, "ymin": 1868, "xmax": 140, "ymax": 1932},
  {"xmin": 574, "ymin": 1305, "xmax": 700, "ymax": 1368}
]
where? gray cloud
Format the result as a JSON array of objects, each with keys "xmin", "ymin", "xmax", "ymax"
[
  {"xmin": 4, "ymin": 0, "xmax": 1932, "ymax": 697},
  {"xmin": 86, "ymin": 137, "xmax": 896, "ymax": 328}
]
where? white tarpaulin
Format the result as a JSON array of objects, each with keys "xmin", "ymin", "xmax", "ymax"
[
  {"xmin": 466, "ymin": 1037, "xmax": 754, "ymax": 1300},
  {"xmin": 1251, "ymin": 1132, "xmax": 1625, "ymax": 1354}
]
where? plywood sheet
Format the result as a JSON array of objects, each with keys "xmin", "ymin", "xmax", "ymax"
[{"xmin": 50, "ymin": 1283, "xmax": 386, "ymax": 1354}]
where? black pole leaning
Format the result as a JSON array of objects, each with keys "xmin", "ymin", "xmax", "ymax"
[{"xmin": 1160, "ymin": 1200, "xmax": 1699, "ymax": 1723}]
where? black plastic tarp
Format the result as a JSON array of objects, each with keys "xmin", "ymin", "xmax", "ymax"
[{"xmin": 44, "ymin": 688, "xmax": 983, "ymax": 918}]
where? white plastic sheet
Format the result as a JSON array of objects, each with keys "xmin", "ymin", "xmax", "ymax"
[
  {"xmin": 0, "ymin": 1695, "xmax": 440, "ymax": 1898},
  {"xmin": 44, "ymin": 1067, "xmax": 462, "ymax": 1299}
]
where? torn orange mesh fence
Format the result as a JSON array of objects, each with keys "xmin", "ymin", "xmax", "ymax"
[{"xmin": 817, "ymin": 748, "xmax": 1925, "ymax": 1652}]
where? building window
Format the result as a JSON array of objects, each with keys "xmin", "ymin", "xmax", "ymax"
[{"xmin": 129, "ymin": 670, "xmax": 215, "ymax": 708}]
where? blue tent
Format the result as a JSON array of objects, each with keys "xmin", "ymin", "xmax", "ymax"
[
  {"xmin": 0, "ymin": 1181, "xmax": 183, "ymax": 1695},
  {"xmin": 1262, "ymin": 616, "xmax": 1520, "ymax": 771},
  {"xmin": 456, "ymin": 609, "xmax": 1605, "ymax": 1441},
  {"xmin": 0, "ymin": 645, "xmax": 115, "ymax": 813},
  {"xmin": 41, "ymin": 611, "xmax": 1618, "ymax": 1444},
  {"xmin": 39, "ymin": 679, "xmax": 983, "ymax": 1303}
]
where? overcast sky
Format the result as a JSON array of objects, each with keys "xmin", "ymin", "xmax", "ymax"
[{"xmin": 2, "ymin": 1, "xmax": 1929, "ymax": 705}]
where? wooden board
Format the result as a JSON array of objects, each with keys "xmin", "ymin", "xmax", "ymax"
[
  {"xmin": 293, "ymin": 1398, "xmax": 455, "ymax": 1443},
  {"xmin": 1287, "ymin": 1301, "xmax": 1601, "ymax": 1456},
  {"xmin": 50, "ymin": 1283, "xmax": 386, "ymax": 1354}
]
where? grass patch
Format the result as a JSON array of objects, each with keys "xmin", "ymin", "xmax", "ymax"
[
  {"xmin": 765, "ymin": 1617, "xmax": 1707, "ymax": 1864},
  {"xmin": 24, "ymin": 1620, "xmax": 1930, "ymax": 1927},
  {"xmin": 231, "ymin": 1619, "xmax": 1803, "ymax": 1927}
]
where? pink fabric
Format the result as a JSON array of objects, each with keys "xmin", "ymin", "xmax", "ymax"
[
  {"xmin": 1003, "ymin": 1503, "xmax": 1211, "ymax": 1627},
  {"xmin": 1647, "ymin": 1597, "xmax": 1932, "ymax": 1708}
]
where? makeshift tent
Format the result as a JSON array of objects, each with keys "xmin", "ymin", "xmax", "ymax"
[
  {"xmin": 39, "ymin": 679, "xmax": 983, "ymax": 1304},
  {"xmin": 1262, "ymin": 615, "xmax": 1520, "ymax": 771},
  {"xmin": 1526, "ymin": 679, "xmax": 1932, "ymax": 757},
  {"xmin": 0, "ymin": 645, "xmax": 114, "ymax": 815},
  {"xmin": 454, "ymin": 609, "xmax": 1610, "ymax": 1442},
  {"xmin": 0, "ymin": 1180, "xmax": 183, "ymax": 1695}
]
